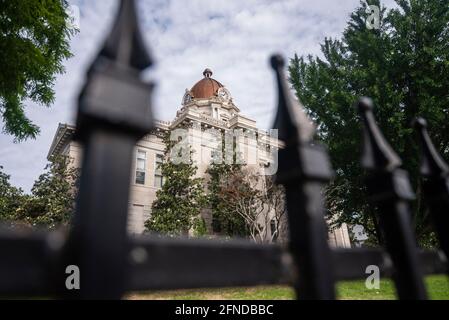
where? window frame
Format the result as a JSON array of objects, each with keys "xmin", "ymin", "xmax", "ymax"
[
  {"xmin": 154, "ymin": 153, "xmax": 164, "ymax": 188},
  {"xmin": 135, "ymin": 150, "xmax": 147, "ymax": 185}
]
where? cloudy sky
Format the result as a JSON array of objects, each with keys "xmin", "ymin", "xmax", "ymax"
[{"xmin": 0, "ymin": 0, "xmax": 397, "ymax": 192}]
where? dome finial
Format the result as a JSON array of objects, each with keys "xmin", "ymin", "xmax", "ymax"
[{"xmin": 203, "ymin": 68, "xmax": 213, "ymax": 78}]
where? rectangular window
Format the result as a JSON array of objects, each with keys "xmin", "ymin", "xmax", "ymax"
[
  {"xmin": 154, "ymin": 154, "xmax": 164, "ymax": 188},
  {"xmin": 135, "ymin": 150, "xmax": 146, "ymax": 185}
]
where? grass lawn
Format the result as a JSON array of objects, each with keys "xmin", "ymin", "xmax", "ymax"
[{"xmin": 127, "ymin": 275, "xmax": 449, "ymax": 300}]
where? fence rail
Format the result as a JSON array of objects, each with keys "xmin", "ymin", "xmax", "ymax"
[
  {"xmin": 1, "ymin": 0, "xmax": 448, "ymax": 299},
  {"xmin": 1, "ymin": 230, "xmax": 447, "ymax": 297}
]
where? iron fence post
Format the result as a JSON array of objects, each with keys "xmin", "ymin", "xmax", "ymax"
[
  {"xmin": 414, "ymin": 118, "xmax": 449, "ymax": 274},
  {"xmin": 357, "ymin": 97, "xmax": 427, "ymax": 300},
  {"xmin": 63, "ymin": 0, "xmax": 154, "ymax": 299},
  {"xmin": 270, "ymin": 54, "xmax": 336, "ymax": 300}
]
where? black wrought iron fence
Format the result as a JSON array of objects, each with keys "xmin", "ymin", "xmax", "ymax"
[{"xmin": 1, "ymin": 0, "xmax": 448, "ymax": 300}]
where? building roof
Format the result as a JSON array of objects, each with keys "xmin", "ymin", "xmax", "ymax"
[
  {"xmin": 47, "ymin": 123, "xmax": 76, "ymax": 160},
  {"xmin": 190, "ymin": 69, "xmax": 224, "ymax": 99},
  {"xmin": 47, "ymin": 121, "xmax": 171, "ymax": 159}
]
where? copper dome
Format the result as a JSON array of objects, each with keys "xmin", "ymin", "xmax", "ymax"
[{"xmin": 190, "ymin": 69, "xmax": 224, "ymax": 99}]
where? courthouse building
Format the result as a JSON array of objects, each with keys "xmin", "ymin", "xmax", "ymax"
[{"xmin": 48, "ymin": 68, "xmax": 351, "ymax": 247}]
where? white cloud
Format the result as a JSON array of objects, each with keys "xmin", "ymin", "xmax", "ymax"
[{"xmin": 0, "ymin": 0, "xmax": 398, "ymax": 191}]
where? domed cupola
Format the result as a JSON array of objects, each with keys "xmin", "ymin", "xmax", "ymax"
[{"xmin": 182, "ymin": 69, "xmax": 232, "ymax": 105}]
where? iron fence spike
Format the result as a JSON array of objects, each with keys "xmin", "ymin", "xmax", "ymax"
[
  {"xmin": 66, "ymin": 0, "xmax": 155, "ymax": 299},
  {"xmin": 99, "ymin": 0, "xmax": 152, "ymax": 70},
  {"xmin": 356, "ymin": 97, "xmax": 402, "ymax": 171},
  {"xmin": 413, "ymin": 117, "xmax": 449, "ymax": 177},
  {"xmin": 358, "ymin": 98, "xmax": 428, "ymax": 299},
  {"xmin": 413, "ymin": 117, "xmax": 449, "ymax": 276},
  {"xmin": 270, "ymin": 54, "xmax": 335, "ymax": 300},
  {"xmin": 271, "ymin": 54, "xmax": 315, "ymax": 144}
]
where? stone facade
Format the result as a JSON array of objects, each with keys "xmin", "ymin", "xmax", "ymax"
[{"xmin": 47, "ymin": 69, "xmax": 351, "ymax": 247}]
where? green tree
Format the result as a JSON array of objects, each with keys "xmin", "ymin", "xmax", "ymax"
[
  {"xmin": 289, "ymin": 0, "xmax": 449, "ymax": 246},
  {"xmin": 0, "ymin": 0, "xmax": 77, "ymax": 141},
  {"xmin": 215, "ymin": 167, "xmax": 284, "ymax": 243},
  {"xmin": 145, "ymin": 133, "xmax": 206, "ymax": 236},
  {"xmin": 206, "ymin": 162, "xmax": 249, "ymax": 238},
  {"xmin": 207, "ymin": 163, "xmax": 287, "ymax": 243},
  {"xmin": 0, "ymin": 166, "xmax": 24, "ymax": 226},
  {"xmin": 17, "ymin": 155, "xmax": 79, "ymax": 229}
]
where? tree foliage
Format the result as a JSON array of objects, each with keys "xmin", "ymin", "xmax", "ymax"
[
  {"xmin": 0, "ymin": 166, "xmax": 24, "ymax": 226},
  {"xmin": 145, "ymin": 133, "xmax": 206, "ymax": 236},
  {"xmin": 1, "ymin": 156, "xmax": 78, "ymax": 229},
  {"xmin": 208, "ymin": 163, "xmax": 286, "ymax": 243},
  {"xmin": 289, "ymin": 0, "xmax": 449, "ymax": 246},
  {"xmin": 0, "ymin": 0, "xmax": 77, "ymax": 141},
  {"xmin": 206, "ymin": 163, "xmax": 249, "ymax": 237},
  {"xmin": 16, "ymin": 155, "xmax": 79, "ymax": 229}
]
